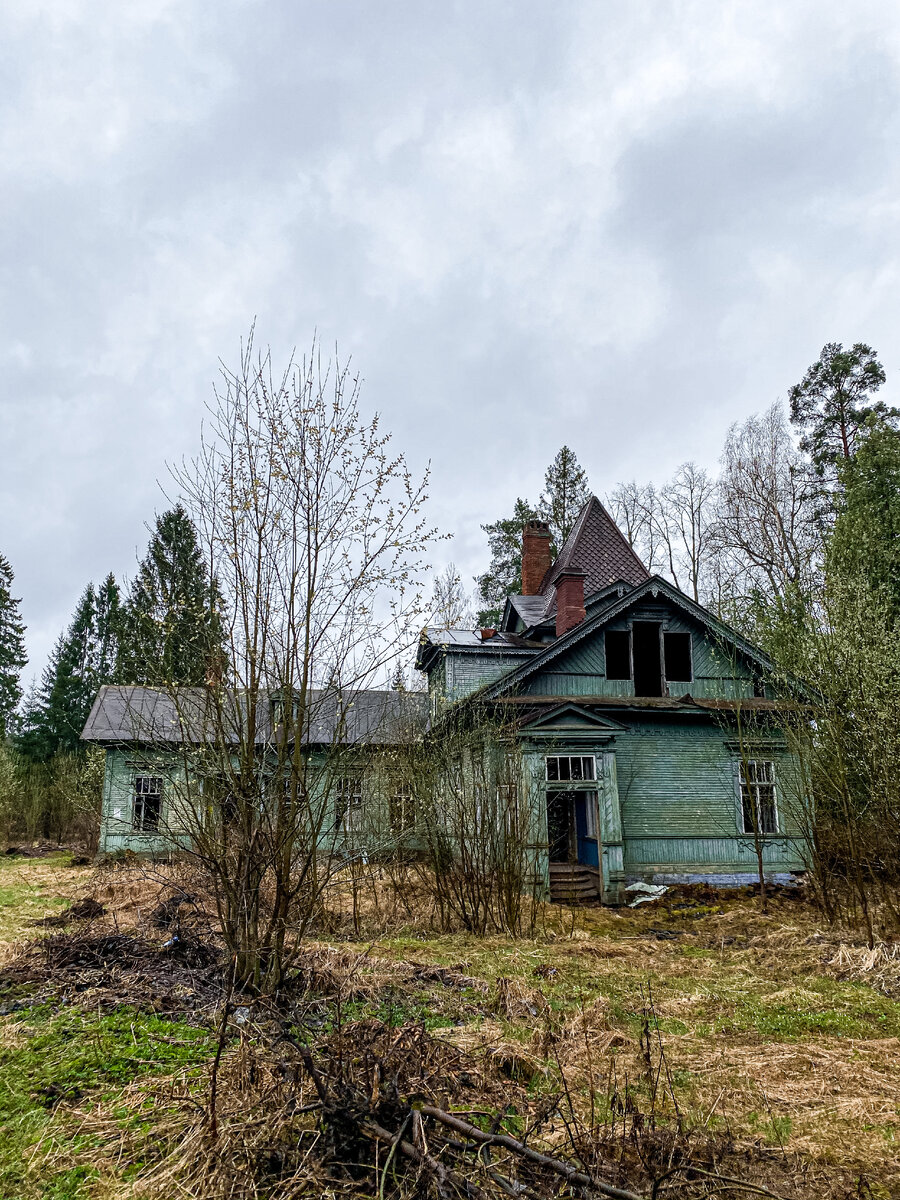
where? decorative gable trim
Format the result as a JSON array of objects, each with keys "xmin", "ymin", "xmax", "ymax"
[
  {"xmin": 523, "ymin": 702, "xmax": 627, "ymax": 732},
  {"xmin": 478, "ymin": 576, "xmax": 776, "ymax": 701}
]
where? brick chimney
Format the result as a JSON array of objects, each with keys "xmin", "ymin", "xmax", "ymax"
[
  {"xmin": 555, "ymin": 569, "xmax": 586, "ymax": 637},
  {"xmin": 521, "ymin": 519, "xmax": 552, "ymax": 595}
]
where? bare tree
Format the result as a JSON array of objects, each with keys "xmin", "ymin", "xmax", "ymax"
[
  {"xmin": 136, "ymin": 330, "xmax": 442, "ymax": 990},
  {"xmin": 430, "ymin": 562, "xmax": 474, "ymax": 630},
  {"xmin": 659, "ymin": 463, "xmax": 715, "ymax": 602},
  {"xmin": 714, "ymin": 403, "xmax": 821, "ymax": 604}
]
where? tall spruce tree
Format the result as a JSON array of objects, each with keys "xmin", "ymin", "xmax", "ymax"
[
  {"xmin": 540, "ymin": 445, "xmax": 590, "ymax": 547},
  {"xmin": 19, "ymin": 576, "xmax": 123, "ymax": 762},
  {"xmin": 20, "ymin": 585, "xmax": 98, "ymax": 761},
  {"xmin": 475, "ymin": 498, "xmax": 538, "ymax": 627},
  {"xmin": 118, "ymin": 506, "xmax": 223, "ymax": 685},
  {"xmin": 474, "ymin": 446, "xmax": 591, "ymax": 626},
  {"xmin": 0, "ymin": 554, "xmax": 27, "ymax": 739}
]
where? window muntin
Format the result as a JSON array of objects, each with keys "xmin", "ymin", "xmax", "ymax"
[
  {"xmin": 133, "ymin": 776, "xmax": 162, "ymax": 833},
  {"xmin": 335, "ymin": 775, "xmax": 363, "ymax": 830},
  {"xmin": 739, "ymin": 760, "xmax": 778, "ymax": 835},
  {"xmin": 546, "ymin": 755, "xmax": 595, "ymax": 782}
]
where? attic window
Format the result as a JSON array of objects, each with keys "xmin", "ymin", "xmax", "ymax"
[
  {"xmin": 663, "ymin": 632, "xmax": 692, "ymax": 681},
  {"xmin": 605, "ymin": 630, "xmax": 631, "ymax": 680}
]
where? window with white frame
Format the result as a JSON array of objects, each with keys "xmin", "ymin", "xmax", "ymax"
[
  {"xmin": 133, "ymin": 776, "xmax": 163, "ymax": 833},
  {"xmin": 546, "ymin": 755, "xmax": 595, "ymax": 782},
  {"xmin": 335, "ymin": 776, "xmax": 363, "ymax": 830},
  {"xmin": 739, "ymin": 760, "xmax": 778, "ymax": 835}
]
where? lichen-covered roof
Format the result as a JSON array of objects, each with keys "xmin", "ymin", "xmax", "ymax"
[{"xmin": 81, "ymin": 685, "xmax": 427, "ymax": 747}]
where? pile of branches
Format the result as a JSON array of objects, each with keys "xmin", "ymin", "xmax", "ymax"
[
  {"xmin": 285, "ymin": 1020, "xmax": 792, "ymax": 1200},
  {"xmin": 145, "ymin": 1008, "xmax": 795, "ymax": 1200}
]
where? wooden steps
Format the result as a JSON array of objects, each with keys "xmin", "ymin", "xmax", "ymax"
[{"xmin": 548, "ymin": 863, "xmax": 601, "ymax": 904}]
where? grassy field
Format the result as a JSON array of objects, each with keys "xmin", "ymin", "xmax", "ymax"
[{"xmin": 0, "ymin": 854, "xmax": 898, "ymax": 1198}]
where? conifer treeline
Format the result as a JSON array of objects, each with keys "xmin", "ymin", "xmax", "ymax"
[{"xmin": 16, "ymin": 505, "xmax": 223, "ymax": 764}]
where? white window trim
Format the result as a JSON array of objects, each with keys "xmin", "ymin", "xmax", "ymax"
[
  {"xmin": 545, "ymin": 754, "xmax": 597, "ymax": 784},
  {"xmin": 736, "ymin": 759, "xmax": 779, "ymax": 836}
]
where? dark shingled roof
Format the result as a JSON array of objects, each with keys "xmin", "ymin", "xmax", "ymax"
[
  {"xmin": 500, "ymin": 496, "xmax": 650, "ymax": 630},
  {"xmin": 82, "ymin": 685, "xmax": 426, "ymax": 747},
  {"xmin": 541, "ymin": 496, "xmax": 650, "ymax": 599}
]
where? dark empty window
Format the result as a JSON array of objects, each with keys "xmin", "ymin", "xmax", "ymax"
[
  {"xmin": 133, "ymin": 776, "xmax": 162, "ymax": 833},
  {"xmin": 605, "ymin": 630, "xmax": 631, "ymax": 680},
  {"xmin": 663, "ymin": 632, "xmax": 692, "ymax": 681},
  {"xmin": 632, "ymin": 621, "xmax": 663, "ymax": 697}
]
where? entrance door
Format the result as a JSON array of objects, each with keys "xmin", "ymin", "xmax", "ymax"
[
  {"xmin": 574, "ymin": 793, "xmax": 600, "ymax": 867},
  {"xmin": 548, "ymin": 790, "xmax": 600, "ymax": 866},
  {"xmin": 547, "ymin": 791, "xmax": 572, "ymax": 862}
]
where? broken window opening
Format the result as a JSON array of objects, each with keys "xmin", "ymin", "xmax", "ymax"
[
  {"xmin": 133, "ymin": 775, "xmax": 162, "ymax": 833},
  {"xmin": 605, "ymin": 630, "xmax": 631, "ymax": 680},
  {"xmin": 546, "ymin": 755, "xmax": 595, "ymax": 782},
  {"xmin": 663, "ymin": 631, "xmax": 692, "ymax": 682},
  {"xmin": 632, "ymin": 621, "xmax": 663, "ymax": 697},
  {"xmin": 335, "ymin": 776, "xmax": 363, "ymax": 831}
]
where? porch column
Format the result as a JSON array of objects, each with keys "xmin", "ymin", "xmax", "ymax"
[{"xmin": 599, "ymin": 752, "xmax": 625, "ymax": 905}]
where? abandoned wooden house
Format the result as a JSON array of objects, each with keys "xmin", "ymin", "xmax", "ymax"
[
  {"xmin": 414, "ymin": 497, "xmax": 805, "ymax": 903},
  {"xmin": 82, "ymin": 495, "xmax": 805, "ymax": 904}
]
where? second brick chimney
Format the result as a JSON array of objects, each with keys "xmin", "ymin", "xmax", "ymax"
[
  {"xmin": 555, "ymin": 569, "xmax": 586, "ymax": 637},
  {"xmin": 521, "ymin": 519, "xmax": 552, "ymax": 595}
]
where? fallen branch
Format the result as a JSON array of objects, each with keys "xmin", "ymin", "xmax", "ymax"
[{"xmin": 420, "ymin": 1105, "xmax": 644, "ymax": 1200}]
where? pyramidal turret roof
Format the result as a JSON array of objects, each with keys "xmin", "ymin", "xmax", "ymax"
[{"xmin": 540, "ymin": 495, "xmax": 650, "ymax": 603}]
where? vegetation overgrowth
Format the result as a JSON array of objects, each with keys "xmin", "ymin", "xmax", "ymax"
[{"xmin": 0, "ymin": 855, "xmax": 897, "ymax": 1198}]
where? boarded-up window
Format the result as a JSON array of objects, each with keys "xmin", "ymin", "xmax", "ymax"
[
  {"xmin": 133, "ymin": 776, "xmax": 162, "ymax": 833},
  {"xmin": 546, "ymin": 755, "xmax": 595, "ymax": 782},
  {"xmin": 663, "ymin": 632, "xmax": 692, "ymax": 681},
  {"xmin": 739, "ymin": 760, "xmax": 777, "ymax": 835},
  {"xmin": 605, "ymin": 630, "xmax": 631, "ymax": 679}
]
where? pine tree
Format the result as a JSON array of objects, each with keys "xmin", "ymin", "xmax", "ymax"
[
  {"xmin": 788, "ymin": 342, "xmax": 896, "ymax": 478},
  {"xmin": 0, "ymin": 554, "xmax": 27, "ymax": 739},
  {"xmin": 118, "ymin": 506, "xmax": 224, "ymax": 685},
  {"xmin": 474, "ymin": 498, "xmax": 538, "ymax": 627},
  {"xmin": 540, "ymin": 445, "xmax": 590, "ymax": 548},
  {"xmin": 474, "ymin": 447, "xmax": 592, "ymax": 627}
]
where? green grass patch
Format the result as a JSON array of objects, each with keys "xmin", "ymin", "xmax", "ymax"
[{"xmin": 0, "ymin": 1004, "xmax": 215, "ymax": 1200}]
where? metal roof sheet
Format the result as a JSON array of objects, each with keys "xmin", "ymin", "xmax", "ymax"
[{"xmin": 81, "ymin": 685, "xmax": 427, "ymax": 746}]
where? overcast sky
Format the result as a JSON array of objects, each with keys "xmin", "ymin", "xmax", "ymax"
[{"xmin": 3, "ymin": 0, "xmax": 900, "ymax": 680}]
